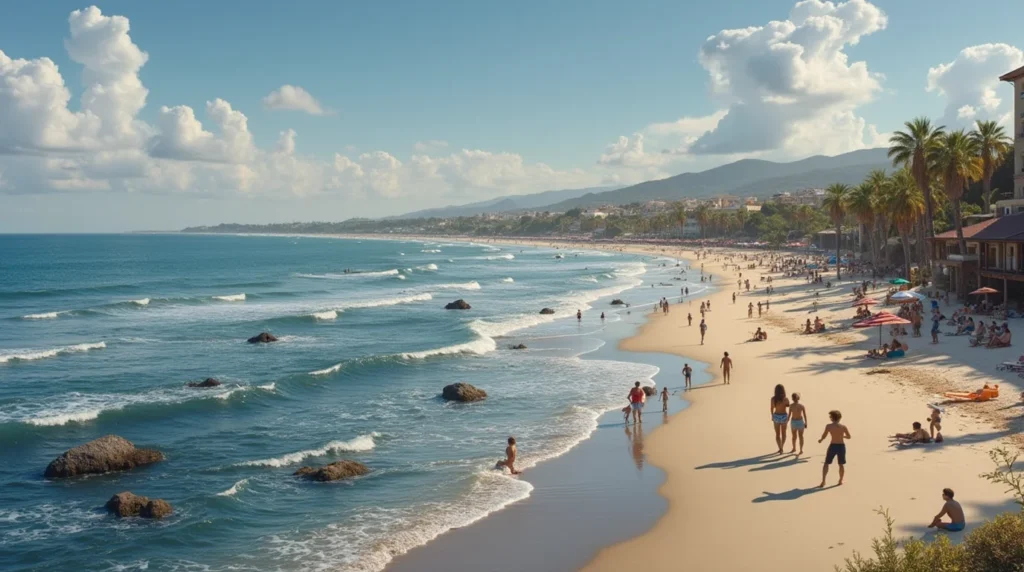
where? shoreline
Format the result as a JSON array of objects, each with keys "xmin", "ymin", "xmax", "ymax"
[{"xmin": 191, "ymin": 232, "xmax": 1024, "ymax": 571}]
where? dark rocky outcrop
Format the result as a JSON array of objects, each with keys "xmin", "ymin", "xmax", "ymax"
[
  {"xmin": 186, "ymin": 378, "xmax": 221, "ymax": 388},
  {"xmin": 444, "ymin": 299, "xmax": 471, "ymax": 310},
  {"xmin": 509, "ymin": 344, "xmax": 527, "ymax": 350},
  {"xmin": 44, "ymin": 435, "xmax": 164, "ymax": 479},
  {"xmin": 293, "ymin": 460, "xmax": 369, "ymax": 482},
  {"xmin": 642, "ymin": 386, "xmax": 657, "ymax": 397},
  {"xmin": 539, "ymin": 308, "xmax": 555, "ymax": 315},
  {"xmin": 442, "ymin": 382, "xmax": 487, "ymax": 402},
  {"xmin": 247, "ymin": 332, "xmax": 278, "ymax": 343},
  {"xmin": 105, "ymin": 491, "xmax": 173, "ymax": 519},
  {"xmin": 610, "ymin": 299, "xmax": 625, "ymax": 306}
]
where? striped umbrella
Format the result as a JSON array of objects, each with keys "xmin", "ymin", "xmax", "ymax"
[
  {"xmin": 852, "ymin": 298, "xmax": 880, "ymax": 307},
  {"xmin": 854, "ymin": 311, "xmax": 911, "ymax": 345}
]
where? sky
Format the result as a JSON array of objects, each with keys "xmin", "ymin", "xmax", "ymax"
[{"xmin": 0, "ymin": 0, "xmax": 1021, "ymax": 232}]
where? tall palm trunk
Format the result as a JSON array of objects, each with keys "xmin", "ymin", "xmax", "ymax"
[
  {"xmin": 982, "ymin": 175, "xmax": 993, "ymax": 213},
  {"xmin": 835, "ymin": 223, "xmax": 842, "ymax": 280},
  {"xmin": 952, "ymin": 197, "xmax": 968, "ymax": 296},
  {"xmin": 900, "ymin": 229, "xmax": 912, "ymax": 281}
]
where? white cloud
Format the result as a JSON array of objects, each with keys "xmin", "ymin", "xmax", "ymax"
[
  {"xmin": 262, "ymin": 84, "xmax": 333, "ymax": 116},
  {"xmin": 927, "ymin": 43, "xmax": 1024, "ymax": 128}
]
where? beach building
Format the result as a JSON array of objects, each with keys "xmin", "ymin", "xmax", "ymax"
[
  {"xmin": 995, "ymin": 65, "xmax": 1024, "ymax": 215},
  {"xmin": 931, "ymin": 218, "xmax": 997, "ymax": 298}
]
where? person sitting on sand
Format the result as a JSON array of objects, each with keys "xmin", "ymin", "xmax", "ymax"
[
  {"xmin": 955, "ymin": 317, "xmax": 975, "ymax": 336},
  {"xmin": 890, "ymin": 421, "xmax": 931, "ymax": 445},
  {"xmin": 495, "ymin": 437, "xmax": 521, "ymax": 474},
  {"xmin": 867, "ymin": 343, "xmax": 891, "ymax": 359},
  {"xmin": 987, "ymin": 324, "xmax": 1012, "ymax": 348},
  {"xmin": 928, "ymin": 488, "xmax": 966, "ymax": 532},
  {"xmin": 752, "ymin": 327, "xmax": 767, "ymax": 341},
  {"xmin": 804, "ymin": 319, "xmax": 813, "ymax": 334},
  {"xmin": 814, "ymin": 317, "xmax": 825, "ymax": 333},
  {"xmin": 969, "ymin": 320, "xmax": 988, "ymax": 346}
]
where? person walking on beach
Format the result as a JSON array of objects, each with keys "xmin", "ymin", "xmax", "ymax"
[
  {"xmin": 628, "ymin": 381, "xmax": 646, "ymax": 424},
  {"xmin": 661, "ymin": 386, "xmax": 669, "ymax": 412},
  {"xmin": 757, "ymin": 301, "xmax": 762, "ymax": 317},
  {"xmin": 682, "ymin": 363, "xmax": 693, "ymax": 390},
  {"xmin": 789, "ymin": 393, "xmax": 807, "ymax": 455},
  {"xmin": 928, "ymin": 488, "xmax": 966, "ymax": 532},
  {"xmin": 495, "ymin": 437, "xmax": 520, "ymax": 474},
  {"xmin": 732, "ymin": 292, "xmax": 736, "ymax": 304},
  {"xmin": 770, "ymin": 384, "xmax": 790, "ymax": 454},
  {"xmin": 699, "ymin": 319, "xmax": 708, "ymax": 345},
  {"xmin": 748, "ymin": 302, "xmax": 754, "ymax": 318},
  {"xmin": 687, "ymin": 313, "xmax": 693, "ymax": 326},
  {"xmin": 720, "ymin": 352, "xmax": 732, "ymax": 384},
  {"xmin": 931, "ymin": 309, "xmax": 942, "ymax": 344},
  {"xmin": 818, "ymin": 410, "xmax": 850, "ymax": 487}
]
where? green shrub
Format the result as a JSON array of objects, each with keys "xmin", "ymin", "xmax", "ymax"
[
  {"xmin": 960, "ymin": 512, "xmax": 1024, "ymax": 572},
  {"xmin": 837, "ymin": 509, "xmax": 965, "ymax": 572}
]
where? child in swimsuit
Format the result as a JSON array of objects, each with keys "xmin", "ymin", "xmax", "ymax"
[{"xmin": 789, "ymin": 393, "xmax": 807, "ymax": 455}]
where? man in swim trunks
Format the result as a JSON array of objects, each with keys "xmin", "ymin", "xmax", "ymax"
[
  {"xmin": 627, "ymin": 381, "xmax": 646, "ymax": 424},
  {"xmin": 699, "ymin": 319, "xmax": 708, "ymax": 344},
  {"xmin": 661, "ymin": 386, "xmax": 669, "ymax": 412},
  {"xmin": 928, "ymin": 488, "xmax": 965, "ymax": 532},
  {"xmin": 687, "ymin": 313, "xmax": 692, "ymax": 326},
  {"xmin": 818, "ymin": 410, "xmax": 850, "ymax": 487},
  {"xmin": 682, "ymin": 363, "xmax": 693, "ymax": 390},
  {"xmin": 720, "ymin": 351, "xmax": 732, "ymax": 384}
]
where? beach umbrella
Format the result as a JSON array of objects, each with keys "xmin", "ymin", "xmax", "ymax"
[
  {"xmin": 889, "ymin": 278, "xmax": 910, "ymax": 285},
  {"xmin": 970, "ymin": 286, "xmax": 999, "ymax": 305},
  {"xmin": 854, "ymin": 311, "xmax": 911, "ymax": 346},
  {"xmin": 852, "ymin": 298, "xmax": 879, "ymax": 307},
  {"xmin": 890, "ymin": 291, "xmax": 922, "ymax": 304}
]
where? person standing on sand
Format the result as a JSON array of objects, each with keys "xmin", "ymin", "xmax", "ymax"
[
  {"xmin": 495, "ymin": 437, "xmax": 521, "ymax": 474},
  {"xmin": 687, "ymin": 313, "xmax": 693, "ymax": 326},
  {"xmin": 757, "ymin": 301, "xmax": 762, "ymax": 317},
  {"xmin": 818, "ymin": 410, "xmax": 850, "ymax": 487},
  {"xmin": 661, "ymin": 387, "xmax": 669, "ymax": 412},
  {"xmin": 928, "ymin": 488, "xmax": 966, "ymax": 532},
  {"xmin": 931, "ymin": 309, "xmax": 941, "ymax": 344},
  {"xmin": 628, "ymin": 381, "xmax": 646, "ymax": 424},
  {"xmin": 748, "ymin": 302, "xmax": 754, "ymax": 318},
  {"xmin": 576, "ymin": 309, "xmax": 582, "ymax": 322},
  {"xmin": 789, "ymin": 393, "xmax": 807, "ymax": 455},
  {"xmin": 699, "ymin": 319, "xmax": 708, "ymax": 345},
  {"xmin": 732, "ymin": 292, "xmax": 736, "ymax": 304},
  {"xmin": 720, "ymin": 352, "xmax": 732, "ymax": 384},
  {"xmin": 682, "ymin": 363, "xmax": 693, "ymax": 390},
  {"xmin": 770, "ymin": 384, "xmax": 790, "ymax": 454}
]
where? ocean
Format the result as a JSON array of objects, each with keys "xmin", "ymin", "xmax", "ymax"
[{"xmin": 0, "ymin": 234, "xmax": 705, "ymax": 571}]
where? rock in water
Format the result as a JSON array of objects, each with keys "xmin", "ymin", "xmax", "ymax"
[
  {"xmin": 186, "ymin": 378, "xmax": 221, "ymax": 388},
  {"xmin": 509, "ymin": 344, "xmax": 527, "ymax": 350},
  {"xmin": 105, "ymin": 492, "xmax": 173, "ymax": 519},
  {"xmin": 442, "ymin": 382, "xmax": 487, "ymax": 402},
  {"xmin": 44, "ymin": 435, "xmax": 164, "ymax": 478},
  {"xmin": 247, "ymin": 332, "xmax": 278, "ymax": 343},
  {"xmin": 610, "ymin": 299, "xmax": 625, "ymax": 306},
  {"xmin": 642, "ymin": 386, "xmax": 657, "ymax": 397},
  {"xmin": 539, "ymin": 308, "xmax": 555, "ymax": 315},
  {"xmin": 294, "ymin": 460, "xmax": 369, "ymax": 482},
  {"xmin": 444, "ymin": 299, "xmax": 471, "ymax": 310}
]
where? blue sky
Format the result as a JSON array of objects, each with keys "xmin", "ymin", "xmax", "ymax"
[{"xmin": 1, "ymin": 0, "xmax": 1022, "ymax": 231}]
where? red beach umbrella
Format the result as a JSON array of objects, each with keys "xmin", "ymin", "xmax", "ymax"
[
  {"xmin": 854, "ymin": 311, "xmax": 911, "ymax": 345},
  {"xmin": 970, "ymin": 287, "xmax": 999, "ymax": 295},
  {"xmin": 852, "ymin": 298, "xmax": 879, "ymax": 307}
]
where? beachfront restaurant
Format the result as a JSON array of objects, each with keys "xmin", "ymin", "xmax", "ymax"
[
  {"xmin": 970, "ymin": 213, "xmax": 1024, "ymax": 308},
  {"xmin": 931, "ymin": 218, "xmax": 997, "ymax": 299}
]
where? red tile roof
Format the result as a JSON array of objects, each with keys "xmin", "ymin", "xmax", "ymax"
[{"xmin": 933, "ymin": 217, "xmax": 999, "ymax": 240}]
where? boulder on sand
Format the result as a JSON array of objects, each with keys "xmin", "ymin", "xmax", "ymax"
[
  {"xmin": 294, "ymin": 460, "xmax": 369, "ymax": 482},
  {"xmin": 509, "ymin": 344, "xmax": 527, "ymax": 350},
  {"xmin": 610, "ymin": 299, "xmax": 625, "ymax": 306},
  {"xmin": 105, "ymin": 492, "xmax": 173, "ymax": 519},
  {"xmin": 442, "ymin": 382, "xmax": 487, "ymax": 402},
  {"xmin": 642, "ymin": 386, "xmax": 657, "ymax": 397},
  {"xmin": 44, "ymin": 435, "xmax": 164, "ymax": 479},
  {"xmin": 186, "ymin": 378, "xmax": 221, "ymax": 388},
  {"xmin": 539, "ymin": 308, "xmax": 555, "ymax": 315},
  {"xmin": 444, "ymin": 299, "xmax": 471, "ymax": 310},
  {"xmin": 247, "ymin": 332, "xmax": 278, "ymax": 344}
]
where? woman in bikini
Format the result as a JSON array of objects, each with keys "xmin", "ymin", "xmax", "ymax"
[
  {"xmin": 789, "ymin": 393, "xmax": 807, "ymax": 455},
  {"xmin": 770, "ymin": 384, "xmax": 790, "ymax": 454}
]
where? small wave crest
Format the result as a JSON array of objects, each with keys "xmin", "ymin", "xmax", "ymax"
[
  {"xmin": 311, "ymin": 310, "xmax": 339, "ymax": 321},
  {"xmin": 297, "ymin": 269, "xmax": 399, "ymax": 279},
  {"xmin": 213, "ymin": 293, "xmax": 246, "ymax": 302},
  {"xmin": 339, "ymin": 292, "xmax": 432, "ymax": 310},
  {"xmin": 237, "ymin": 433, "xmax": 379, "ymax": 468},
  {"xmin": 309, "ymin": 363, "xmax": 343, "ymax": 376},
  {"xmin": 400, "ymin": 336, "xmax": 496, "ymax": 360},
  {"xmin": 21, "ymin": 310, "xmax": 71, "ymax": 320},
  {"xmin": 501, "ymin": 277, "xmax": 514, "ymax": 283},
  {"xmin": 421, "ymin": 249, "xmax": 441, "ymax": 253},
  {"xmin": 432, "ymin": 281, "xmax": 481, "ymax": 291},
  {"xmin": 0, "ymin": 342, "xmax": 106, "ymax": 364},
  {"xmin": 216, "ymin": 478, "xmax": 249, "ymax": 497},
  {"xmin": 415, "ymin": 263, "xmax": 438, "ymax": 271},
  {"xmin": 129, "ymin": 298, "xmax": 150, "ymax": 306}
]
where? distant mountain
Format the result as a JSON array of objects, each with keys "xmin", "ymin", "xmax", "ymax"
[
  {"xmin": 394, "ymin": 186, "xmax": 619, "ymax": 219},
  {"xmin": 539, "ymin": 148, "xmax": 891, "ymax": 212}
]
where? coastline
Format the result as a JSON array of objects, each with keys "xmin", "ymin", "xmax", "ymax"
[{"xmin": 186, "ymin": 232, "xmax": 1024, "ymax": 571}]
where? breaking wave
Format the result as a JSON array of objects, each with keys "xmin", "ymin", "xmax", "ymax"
[
  {"xmin": 309, "ymin": 363, "xmax": 343, "ymax": 376},
  {"xmin": 216, "ymin": 478, "xmax": 249, "ymax": 497},
  {"xmin": 431, "ymin": 282, "xmax": 481, "ymax": 291},
  {"xmin": 237, "ymin": 433, "xmax": 379, "ymax": 467},
  {"xmin": 21, "ymin": 311, "xmax": 70, "ymax": 320},
  {"xmin": 213, "ymin": 293, "xmax": 246, "ymax": 302},
  {"xmin": 0, "ymin": 342, "xmax": 106, "ymax": 364},
  {"xmin": 501, "ymin": 277, "xmax": 514, "ymax": 283}
]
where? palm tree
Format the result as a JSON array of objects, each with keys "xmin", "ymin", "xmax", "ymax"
[
  {"xmin": 845, "ymin": 181, "xmax": 877, "ymax": 267},
  {"xmin": 694, "ymin": 204, "xmax": 711, "ymax": 240},
  {"xmin": 864, "ymin": 169, "xmax": 888, "ymax": 268},
  {"xmin": 885, "ymin": 170, "xmax": 927, "ymax": 282},
  {"xmin": 935, "ymin": 129, "xmax": 982, "ymax": 293},
  {"xmin": 823, "ymin": 183, "xmax": 850, "ymax": 280},
  {"xmin": 969, "ymin": 120, "xmax": 1012, "ymax": 213},
  {"xmin": 888, "ymin": 118, "xmax": 945, "ymax": 267},
  {"xmin": 672, "ymin": 202, "xmax": 688, "ymax": 238}
]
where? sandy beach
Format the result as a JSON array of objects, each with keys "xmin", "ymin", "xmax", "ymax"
[{"xmin": 304, "ymin": 234, "xmax": 1023, "ymax": 571}]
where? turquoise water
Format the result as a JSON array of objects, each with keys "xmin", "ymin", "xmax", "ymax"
[{"xmin": 0, "ymin": 234, "xmax": 704, "ymax": 571}]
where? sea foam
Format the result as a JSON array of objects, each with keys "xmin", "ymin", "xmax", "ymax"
[
  {"xmin": 238, "ymin": 433, "xmax": 378, "ymax": 467},
  {"xmin": 213, "ymin": 293, "xmax": 246, "ymax": 302},
  {"xmin": 0, "ymin": 342, "xmax": 106, "ymax": 364}
]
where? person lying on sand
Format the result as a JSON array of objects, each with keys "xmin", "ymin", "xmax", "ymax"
[
  {"xmin": 928, "ymin": 488, "xmax": 965, "ymax": 532},
  {"xmin": 495, "ymin": 437, "xmax": 521, "ymax": 474},
  {"xmin": 890, "ymin": 422, "xmax": 932, "ymax": 445}
]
